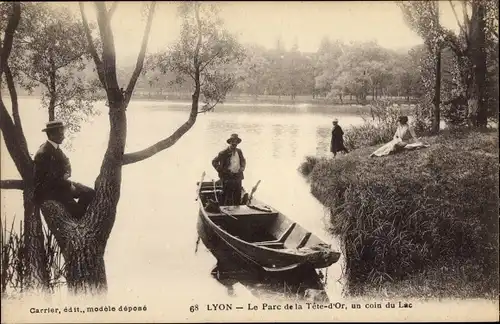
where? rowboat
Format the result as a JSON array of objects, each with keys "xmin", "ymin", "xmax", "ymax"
[{"xmin": 196, "ymin": 178, "xmax": 341, "ymax": 272}]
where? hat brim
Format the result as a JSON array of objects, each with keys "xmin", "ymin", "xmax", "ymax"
[
  {"xmin": 227, "ymin": 138, "xmax": 242, "ymax": 144},
  {"xmin": 42, "ymin": 125, "xmax": 65, "ymax": 132}
]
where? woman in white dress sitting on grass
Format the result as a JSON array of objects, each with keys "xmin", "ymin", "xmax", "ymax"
[{"xmin": 370, "ymin": 116, "xmax": 427, "ymax": 157}]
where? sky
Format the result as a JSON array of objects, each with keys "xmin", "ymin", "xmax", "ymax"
[{"xmin": 64, "ymin": 1, "xmax": 463, "ymax": 63}]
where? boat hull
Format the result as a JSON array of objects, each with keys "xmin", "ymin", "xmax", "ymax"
[{"xmin": 197, "ymin": 181, "xmax": 341, "ymax": 273}]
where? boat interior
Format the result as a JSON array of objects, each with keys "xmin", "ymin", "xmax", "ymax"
[{"xmin": 198, "ymin": 181, "xmax": 317, "ymax": 250}]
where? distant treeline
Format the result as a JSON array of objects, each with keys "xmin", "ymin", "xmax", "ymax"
[
  {"xmin": 11, "ymin": 37, "xmax": 489, "ymax": 109},
  {"xmin": 129, "ymin": 39, "xmax": 424, "ymax": 104}
]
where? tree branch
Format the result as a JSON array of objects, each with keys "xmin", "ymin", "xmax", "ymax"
[
  {"xmin": 0, "ymin": 2, "xmax": 20, "ymax": 77},
  {"xmin": 5, "ymin": 65, "xmax": 21, "ymax": 130},
  {"xmin": 79, "ymin": 2, "xmax": 106, "ymax": 88},
  {"xmin": 199, "ymin": 50, "xmax": 222, "ymax": 72},
  {"xmin": 122, "ymin": 111, "xmax": 198, "ymax": 165},
  {"xmin": 94, "ymin": 2, "xmax": 120, "ymax": 93},
  {"xmin": 0, "ymin": 2, "xmax": 33, "ymax": 178},
  {"xmin": 124, "ymin": 1, "xmax": 156, "ymax": 106},
  {"xmin": 197, "ymin": 98, "xmax": 220, "ymax": 114},
  {"xmin": 121, "ymin": 2, "xmax": 204, "ymax": 166},
  {"xmin": 40, "ymin": 201, "xmax": 79, "ymax": 250},
  {"xmin": 108, "ymin": 2, "xmax": 119, "ymax": 20},
  {"xmin": 4, "ymin": 63, "xmax": 30, "ymax": 153},
  {"xmin": 0, "ymin": 179, "xmax": 24, "ymax": 190},
  {"xmin": 449, "ymin": 0, "xmax": 469, "ymax": 44},
  {"xmin": 461, "ymin": 0, "xmax": 470, "ymax": 36},
  {"xmin": 54, "ymin": 51, "xmax": 88, "ymax": 70},
  {"xmin": 18, "ymin": 70, "xmax": 50, "ymax": 89},
  {"xmin": 0, "ymin": 100, "xmax": 33, "ymax": 179}
]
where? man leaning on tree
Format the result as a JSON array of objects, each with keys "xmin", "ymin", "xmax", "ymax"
[{"xmin": 33, "ymin": 120, "xmax": 95, "ymax": 219}]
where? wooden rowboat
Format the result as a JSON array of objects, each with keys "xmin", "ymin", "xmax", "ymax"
[{"xmin": 196, "ymin": 179, "xmax": 341, "ymax": 272}]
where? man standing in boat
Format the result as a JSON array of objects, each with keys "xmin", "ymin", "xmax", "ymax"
[{"xmin": 212, "ymin": 134, "xmax": 246, "ymax": 205}]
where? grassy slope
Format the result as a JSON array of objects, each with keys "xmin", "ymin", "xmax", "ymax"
[{"xmin": 300, "ymin": 128, "xmax": 499, "ymax": 299}]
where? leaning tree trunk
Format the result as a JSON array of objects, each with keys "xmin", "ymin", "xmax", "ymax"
[
  {"xmin": 0, "ymin": 107, "xmax": 50, "ymax": 290},
  {"xmin": 468, "ymin": 0, "xmax": 488, "ymax": 127},
  {"xmin": 22, "ymin": 180, "xmax": 50, "ymax": 291},
  {"xmin": 432, "ymin": 47, "xmax": 442, "ymax": 134},
  {"xmin": 40, "ymin": 200, "xmax": 108, "ymax": 294},
  {"xmin": 64, "ymin": 234, "xmax": 107, "ymax": 294}
]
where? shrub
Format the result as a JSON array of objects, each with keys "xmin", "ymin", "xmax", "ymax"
[
  {"xmin": 307, "ymin": 129, "xmax": 499, "ymax": 298},
  {"xmin": 298, "ymin": 155, "xmax": 327, "ymax": 177},
  {"xmin": 343, "ymin": 99, "xmax": 406, "ymax": 151}
]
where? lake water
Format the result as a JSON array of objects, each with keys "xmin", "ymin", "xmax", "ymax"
[
  {"xmin": 1, "ymin": 98, "xmax": 367, "ymax": 312},
  {"xmin": 2, "ymin": 98, "xmax": 498, "ymax": 323}
]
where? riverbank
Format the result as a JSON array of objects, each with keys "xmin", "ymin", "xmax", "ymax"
[
  {"xmin": 299, "ymin": 128, "xmax": 499, "ymax": 299},
  {"xmin": 16, "ymin": 94, "xmax": 415, "ymax": 114}
]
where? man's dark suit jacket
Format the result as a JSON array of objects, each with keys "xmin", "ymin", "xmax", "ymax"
[
  {"xmin": 212, "ymin": 147, "xmax": 246, "ymax": 180},
  {"xmin": 33, "ymin": 141, "xmax": 73, "ymax": 203}
]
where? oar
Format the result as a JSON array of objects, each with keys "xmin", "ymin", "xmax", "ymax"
[
  {"xmin": 212, "ymin": 179, "xmax": 220, "ymax": 204},
  {"xmin": 195, "ymin": 171, "xmax": 206, "ymax": 201},
  {"xmin": 247, "ymin": 180, "xmax": 261, "ymax": 204}
]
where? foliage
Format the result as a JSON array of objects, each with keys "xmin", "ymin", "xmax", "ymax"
[
  {"xmin": 140, "ymin": 38, "xmax": 423, "ymax": 103},
  {"xmin": 301, "ymin": 129, "xmax": 499, "ymax": 298},
  {"xmin": 343, "ymin": 99, "xmax": 405, "ymax": 150},
  {"xmin": 399, "ymin": 0, "xmax": 498, "ymax": 127},
  {"xmin": 297, "ymin": 155, "xmax": 327, "ymax": 178},
  {"xmin": 146, "ymin": 2, "xmax": 245, "ymax": 111},
  {"xmin": 1, "ymin": 2, "xmax": 100, "ymax": 140}
]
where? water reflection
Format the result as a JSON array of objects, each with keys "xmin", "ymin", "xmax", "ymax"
[
  {"xmin": 272, "ymin": 124, "xmax": 285, "ymax": 158},
  {"xmin": 316, "ymin": 126, "xmax": 331, "ymax": 155},
  {"xmin": 288, "ymin": 125, "xmax": 299, "ymax": 158},
  {"xmin": 2, "ymin": 98, "xmax": 360, "ymax": 304}
]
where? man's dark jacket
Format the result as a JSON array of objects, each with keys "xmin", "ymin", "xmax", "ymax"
[
  {"xmin": 33, "ymin": 141, "xmax": 73, "ymax": 203},
  {"xmin": 212, "ymin": 147, "xmax": 246, "ymax": 180}
]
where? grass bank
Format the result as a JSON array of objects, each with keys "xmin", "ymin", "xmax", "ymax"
[{"xmin": 299, "ymin": 128, "xmax": 499, "ymax": 299}]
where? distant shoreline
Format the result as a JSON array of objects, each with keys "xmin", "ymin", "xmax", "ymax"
[{"xmin": 16, "ymin": 94, "xmax": 417, "ymax": 109}]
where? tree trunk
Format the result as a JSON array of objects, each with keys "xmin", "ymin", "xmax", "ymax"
[
  {"xmin": 468, "ymin": 0, "xmax": 488, "ymax": 127},
  {"xmin": 48, "ymin": 97, "xmax": 56, "ymax": 121},
  {"xmin": 49, "ymin": 54, "xmax": 56, "ymax": 121},
  {"xmin": 22, "ymin": 182, "xmax": 50, "ymax": 291},
  {"xmin": 432, "ymin": 48, "xmax": 441, "ymax": 134},
  {"xmin": 64, "ymin": 236, "xmax": 107, "ymax": 295}
]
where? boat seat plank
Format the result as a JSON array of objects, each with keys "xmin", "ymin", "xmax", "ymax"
[
  {"xmin": 277, "ymin": 222, "xmax": 296, "ymax": 242},
  {"xmin": 296, "ymin": 232, "xmax": 312, "ymax": 249},
  {"xmin": 251, "ymin": 222, "xmax": 296, "ymax": 246},
  {"xmin": 200, "ymin": 189, "xmax": 223, "ymax": 193},
  {"xmin": 219, "ymin": 205, "xmax": 278, "ymax": 217},
  {"xmin": 253, "ymin": 242, "xmax": 284, "ymax": 248}
]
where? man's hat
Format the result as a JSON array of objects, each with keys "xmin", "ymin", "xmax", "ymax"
[
  {"xmin": 332, "ymin": 118, "xmax": 339, "ymax": 123},
  {"xmin": 227, "ymin": 133, "xmax": 242, "ymax": 144},
  {"xmin": 42, "ymin": 120, "xmax": 65, "ymax": 132}
]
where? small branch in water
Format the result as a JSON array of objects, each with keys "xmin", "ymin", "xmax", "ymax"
[
  {"xmin": 194, "ymin": 236, "xmax": 200, "ymax": 254},
  {"xmin": 0, "ymin": 179, "xmax": 24, "ymax": 190}
]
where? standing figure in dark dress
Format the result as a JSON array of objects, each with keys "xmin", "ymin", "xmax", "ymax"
[
  {"xmin": 330, "ymin": 118, "xmax": 349, "ymax": 157},
  {"xmin": 33, "ymin": 121, "xmax": 95, "ymax": 220},
  {"xmin": 212, "ymin": 134, "xmax": 246, "ymax": 206}
]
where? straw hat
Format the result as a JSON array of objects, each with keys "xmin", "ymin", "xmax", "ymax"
[{"xmin": 42, "ymin": 120, "xmax": 65, "ymax": 132}]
